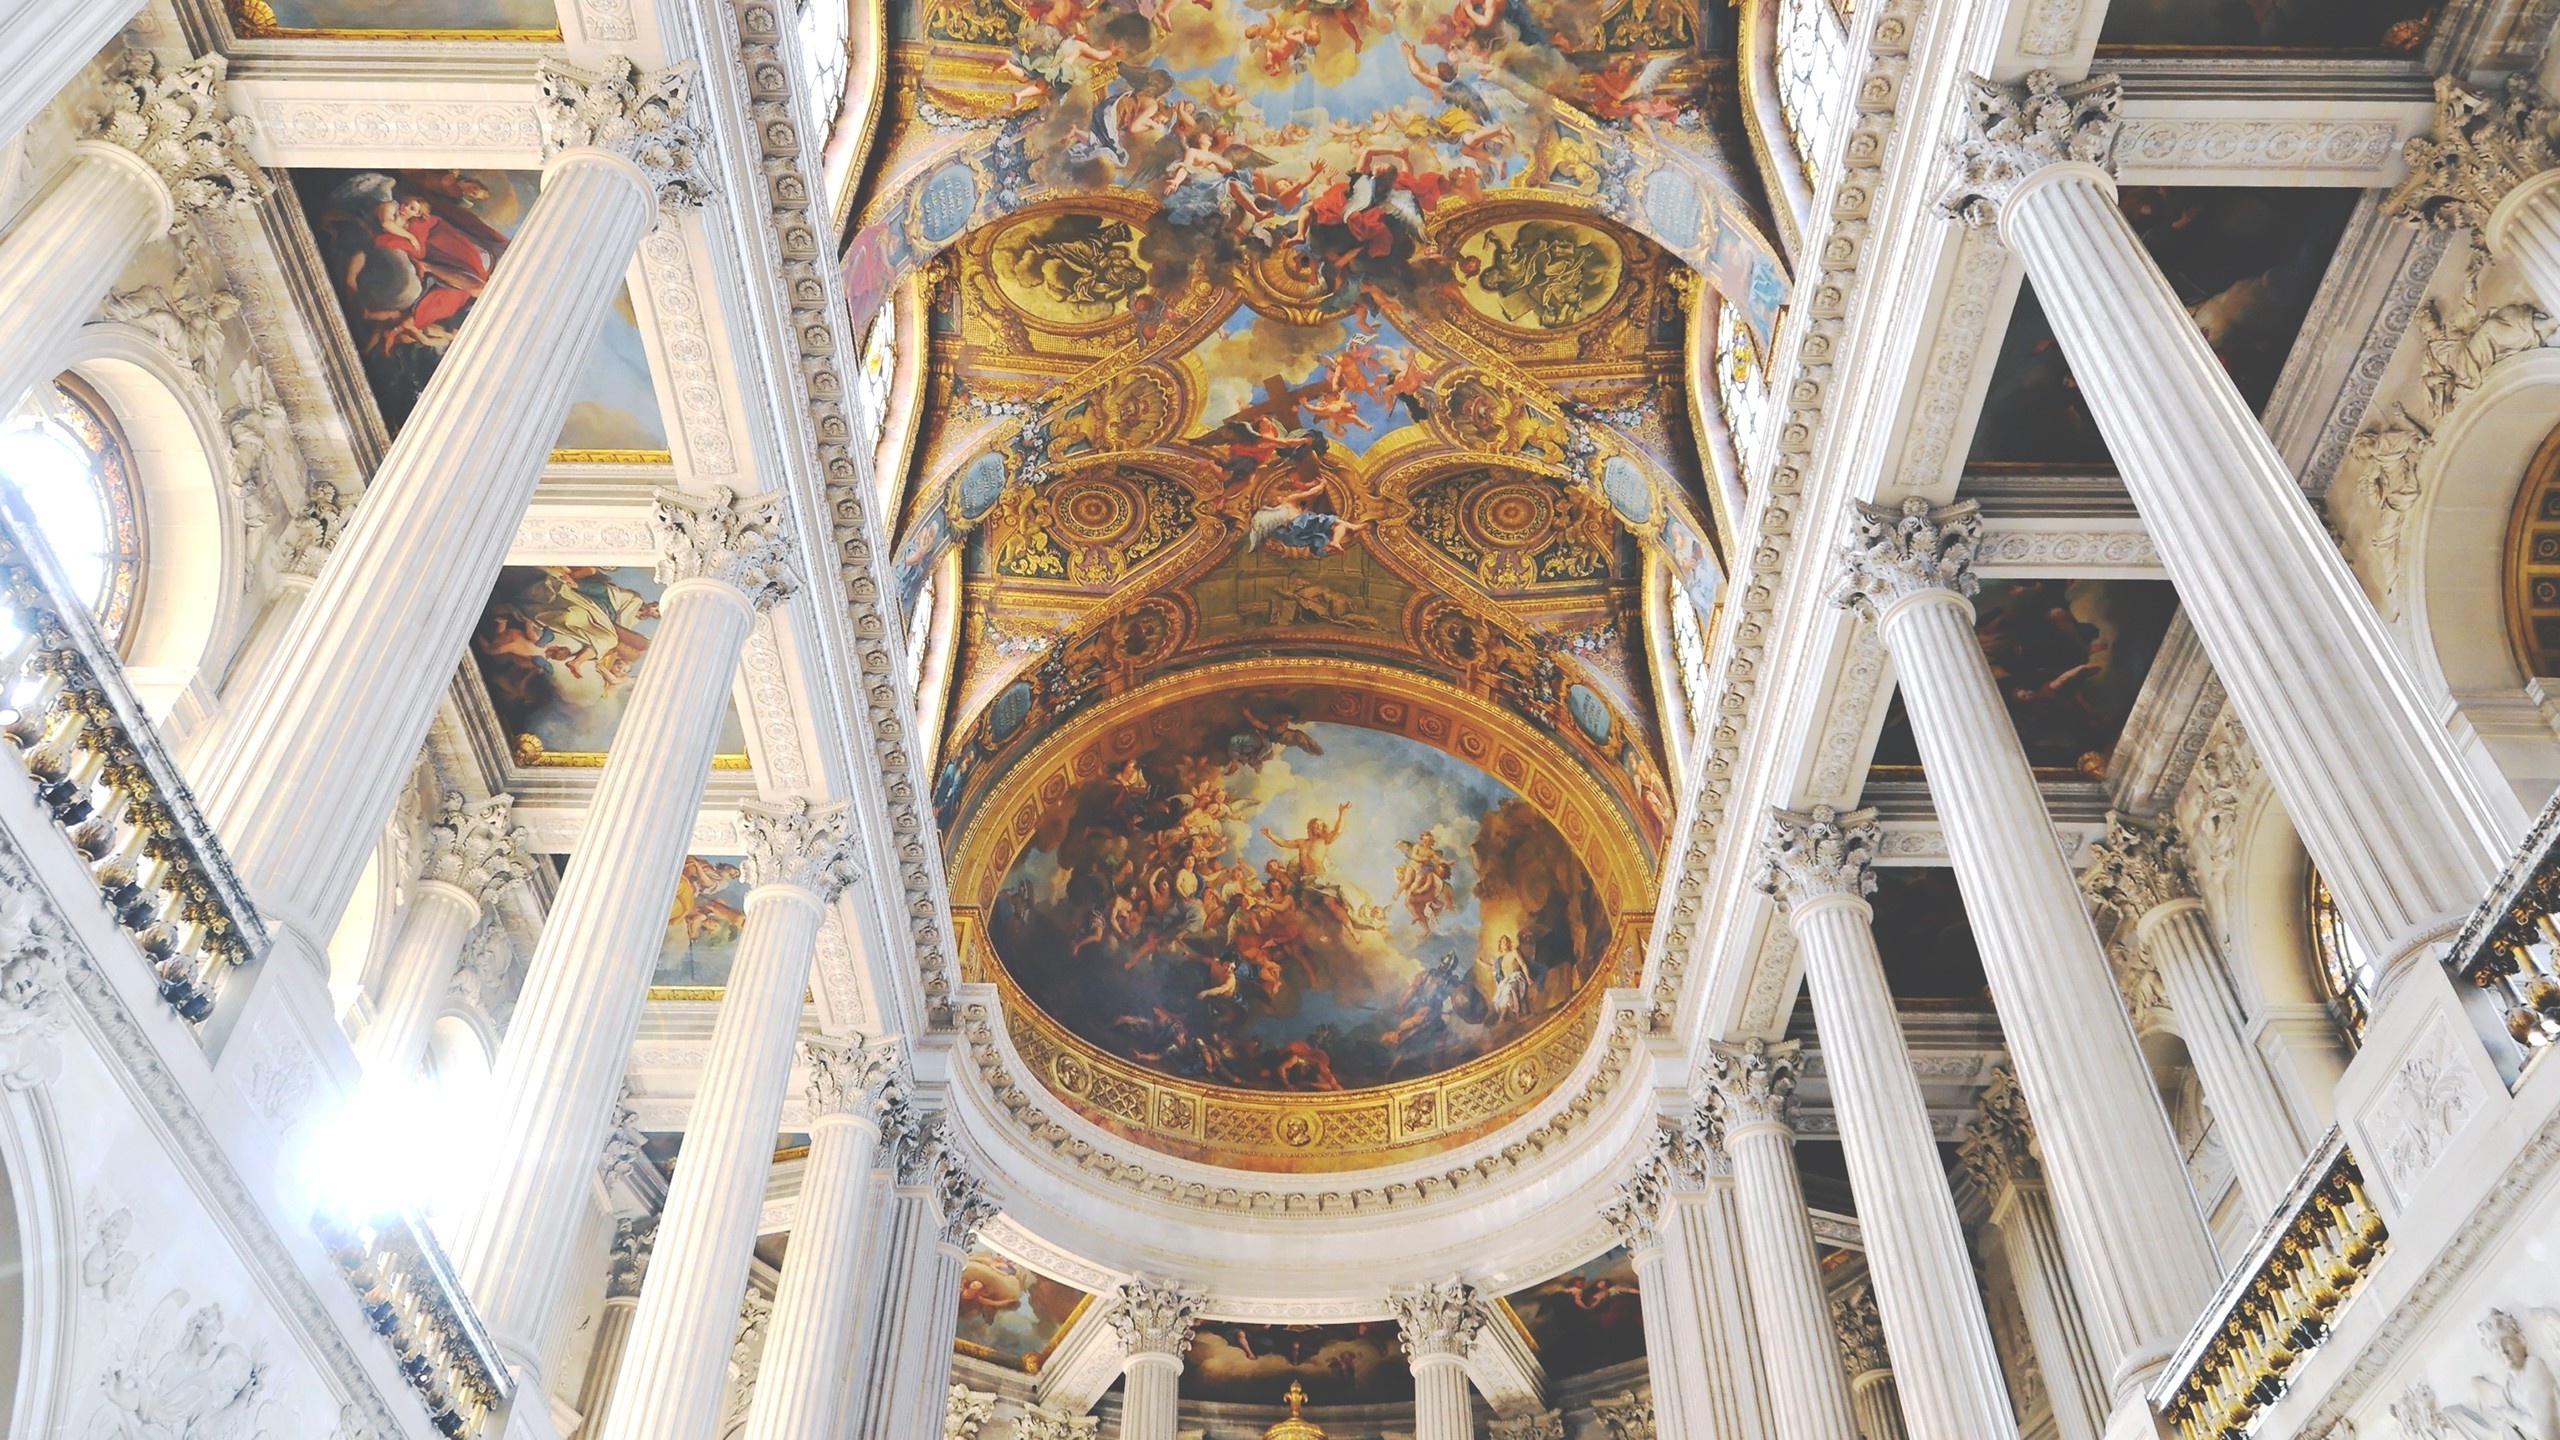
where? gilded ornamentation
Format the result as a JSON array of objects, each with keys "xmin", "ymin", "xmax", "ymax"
[
  {"xmin": 652, "ymin": 485, "xmax": 801, "ymax": 613},
  {"xmin": 2382, "ymin": 75, "xmax": 2560, "ymax": 233},
  {"xmin": 91, "ymin": 52, "xmax": 270, "ymax": 214},
  {"xmin": 739, "ymin": 796, "xmax": 859, "ymax": 899},
  {"xmin": 1756, "ymin": 803, "xmax": 1881, "ymax": 910},
  {"xmin": 534, "ymin": 56, "xmax": 711, "ymax": 207},
  {"xmin": 1835, "ymin": 497, "xmax": 1984, "ymax": 616},
  {"xmin": 1701, "ymin": 1038, "xmax": 1802, "ymax": 1133},
  {"xmin": 1406, "ymin": 470, "xmax": 1616, "ymax": 590},
  {"xmin": 1385, "ymin": 1276, "xmax": 1485, "ymax": 1358},
  {"xmin": 1939, "ymin": 71, "xmax": 2123, "ymax": 230},
  {"xmin": 1109, "ymin": 1276, "xmax": 1207, "ymax": 1357}
]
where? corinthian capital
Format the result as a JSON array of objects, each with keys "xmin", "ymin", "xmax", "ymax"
[
  {"xmin": 1109, "ymin": 1276, "xmax": 1207, "ymax": 1357},
  {"xmin": 739, "ymin": 796, "xmax": 857, "ymax": 899},
  {"xmin": 654, "ymin": 485, "xmax": 801, "ymax": 613},
  {"xmin": 419, "ymin": 791, "xmax": 534, "ymax": 909},
  {"xmin": 1387, "ymin": 1276, "xmax": 1487, "ymax": 1359},
  {"xmin": 802, "ymin": 1033, "xmax": 900, "ymax": 1122},
  {"xmin": 606, "ymin": 1214, "xmax": 656, "ymax": 1299},
  {"xmin": 1955, "ymin": 1062, "xmax": 2041, "ymax": 1195},
  {"xmin": 2383, "ymin": 74, "xmax": 2560, "ymax": 233},
  {"xmin": 2078, "ymin": 810, "xmax": 2197, "ymax": 921},
  {"xmin": 90, "ymin": 51, "xmax": 269, "ymax": 214},
  {"xmin": 1835, "ymin": 497, "xmax": 1983, "ymax": 620},
  {"xmin": 1832, "ymin": 1286, "xmax": 1888, "ymax": 1379},
  {"xmin": 1757, "ymin": 804, "xmax": 1881, "ymax": 912},
  {"xmin": 535, "ymin": 56, "xmax": 711, "ymax": 208},
  {"xmin": 1702, "ymin": 1038, "xmax": 1802, "ymax": 1133},
  {"xmin": 1939, "ymin": 70, "xmax": 2122, "ymax": 230}
]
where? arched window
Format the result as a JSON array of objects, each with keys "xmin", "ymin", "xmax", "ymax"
[
  {"xmin": 1668, "ymin": 575, "xmax": 1713, "ymax": 743},
  {"xmin": 1716, "ymin": 302, "xmax": 1775, "ymax": 484},
  {"xmin": 1774, "ymin": 0, "xmax": 1853, "ymax": 188},
  {"xmin": 905, "ymin": 563, "xmax": 937, "ymax": 695},
  {"xmin": 2306, "ymin": 866, "xmax": 2375, "ymax": 1044},
  {"xmin": 0, "ymin": 376, "xmax": 143, "ymax": 646}
]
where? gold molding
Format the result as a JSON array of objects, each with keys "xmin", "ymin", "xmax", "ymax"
[
  {"xmin": 549, "ymin": 448, "xmax": 676, "ymax": 466},
  {"xmin": 228, "ymin": 0, "xmax": 562, "ymax": 39}
]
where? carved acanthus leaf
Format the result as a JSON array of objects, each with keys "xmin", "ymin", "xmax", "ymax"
[
  {"xmin": 802, "ymin": 1034, "xmax": 900, "ymax": 1121},
  {"xmin": 534, "ymin": 56, "xmax": 711, "ymax": 207},
  {"xmin": 90, "ymin": 52, "xmax": 270, "ymax": 213},
  {"xmin": 738, "ymin": 796, "xmax": 857, "ymax": 898},
  {"xmin": 1701, "ymin": 1038, "xmax": 1803, "ymax": 1133},
  {"xmin": 2078, "ymin": 810, "xmax": 2196, "ymax": 921},
  {"xmin": 1835, "ymin": 497, "xmax": 1984, "ymax": 618},
  {"xmin": 1956, "ymin": 1063, "xmax": 2042, "ymax": 1196},
  {"xmin": 1758, "ymin": 804, "xmax": 1882, "ymax": 910},
  {"xmin": 1832, "ymin": 1285, "xmax": 1888, "ymax": 1378},
  {"xmin": 1110, "ymin": 1276, "xmax": 1207, "ymax": 1357},
  {"xmin": 1939, "ymin": 71, "xmax": 2122, "ymax": 229},
  {"xmin": 2383, "ymin": 74, "xmax": 2560, "ymax": 233},
  {"xmin": 653, "ymin": 485, "xmax": 800, "ymax": 614},
  {"xmin": 418, "ymin": 791, "xmax": 535, "ymax": 909},
  {"xmin": 1386, "ymin": 1276, "xmax": 1487, "ymax": 1358}
]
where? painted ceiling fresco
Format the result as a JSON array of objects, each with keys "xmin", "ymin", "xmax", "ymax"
[
  {"xmin": 1872, "ymin": 578, "xmax": 2178, "ymax": 778},
  {"xmin": 469, "ymin": 565, "xmax": 750, "ymax": 770},
  {"xmin": 1183, "ymin": 1320, "xmax": 1412, "ymax": 1404},
  {"xmin": 1865, "ymin": 868, "xmax": 1990, "ymax": 1006},
  {"xmin": 1968, "ymin": 187, "xmax": 2355, "ymax": 469},
  {"xmin": 654, "ymin": 854, "xmax": 750, "ymax": 993},
  {"xmin": 293, "ymin": 169, "xmax": 666, "ymax": 452},
  {"xmin": 952, "ymin": 1247, "xmax": 1092, "ymax": 1370},
  {"xmin": 231, "ymin": 0, "xmax": 561, "ymax": 39},
  {"xmin": 2095, "ymin": 0, "xmax": 2436, "ymax": 52},
  {"xmin": 1503, "ymin": 1247, "xmax": 1644, "ymax": 1376}
]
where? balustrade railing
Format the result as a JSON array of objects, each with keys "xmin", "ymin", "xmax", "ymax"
[
  {"xmin": 2443, "ymin": 785, "xmax": 2560, "ymax": 1055},
  {"xmin": 2151, "ymin": 1132, "xmax": 2389, "ymax": 1440},
  {"xmin": 0, "ymin": 485, "xmax": 265, "ymax": 1027},
  {"xmin": 319, "ymin": 1209, "xmax": 517, "ymax": 1439}
]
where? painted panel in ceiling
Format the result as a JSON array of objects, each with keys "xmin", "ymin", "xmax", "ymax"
[
  {"xmin": 1967, "ymin": 187, "xmax": 2356, "ymax": 469},
  {"xmin": 953, "ymin": 1248, "xmax": 1093, "ymax": 1371},
  {"xmin": 1182, "ymin": 1321, "xmax": 1413, "ymax": 1405},
  {"xmin": 470, "ymin": 565, "xmax": 751, "ymax": 768},
  {"xmin": 292, "ymin": 169, "xmax": 667, "ymax": 452},
  {"xmin": 1872, "ymin": 578, "xmax": 2178, "ymax": 779},
  {"xmin": 655, "ymin": 855, "xmax": 750, "ymax": 992},
  {"xmin": 2096, "ymin": 0, "xmax": 2435, "ymax": 52},
  {"xmin": 1867, "ymin": 867, "xmax": 1990, "ymax": 1007},
  {"xmin": 1503, "ymin": 1247, "xmax": 1644, "ymax": 1377},
  {"xmin": 231, "ymin": 0, "xmax": 561, "ymax": 37}
]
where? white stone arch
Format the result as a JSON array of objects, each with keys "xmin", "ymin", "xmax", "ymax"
[
  {"xmin": 56, "ymin": 325, "xmax": 245, "ymax": 726},
  {"xmin": 2402, "ymin": 346, "xmax": 2560, "ymax": 811},
  {"xmin": 0, "ymin": 1077, "xmax": 78, "ymax": 1438}
]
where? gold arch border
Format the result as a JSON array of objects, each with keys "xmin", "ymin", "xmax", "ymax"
[{"xmin": 947, "ymin": 656, "xmax": 1651, "ymax": 1172}]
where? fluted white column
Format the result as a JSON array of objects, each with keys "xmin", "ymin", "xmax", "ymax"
[
  {"xmin": 848, "ymin": 1115, "xmax": 989, "ymax": 1440},
  {"xmin": 1944, "ymin": 71, "xmax": 2511, "ymax": 988},
  {"xmin": 450, "ymin": 487, "xmax": 798, "ymax": 1391},
  {"xmin": 0, "ymin": 54, "xmax": 263, "ymax": 416},
  {"xmin": 1760, "ymin": 807, "xmax": 2017, "ymax": 1440},
  {"xmin": 1838, "ymin": 497, "xmax": 2217, "ymax": 1398},
  {"xmin": 2082, "ymin": 813, "xmax": 2311, "ymax": 1215},
  {"xmin": 599, "ymin": 801, "xmax": 857, "ymax": 1440},
  {"xmin": 360, "ymin": 792, "xmax": 531, "ymax": 1078},
  {"xmin": 1607, "ymin": 1114, "xmax": 1775, "ymax": 1440},
  {"xmin": 192, "ymin": 58, "xmax": 709, "ymax": 964},
  {"xmin": 571, "ymin": 1217, "xmax": 655, "ymax": 1440},
  {"xmin": 0, "ymin": 0, "xmax": 144, "ymax": 145},
  {"xmin": 2384, "ymin": 75, "xmax": 2560, "ymax": 315},
  {"xmin": 1111, "ymin": 1279, "xmax": 1205, "ymax": 1440},
  {"xmin": 1957, "ymin": 1069, "xmax": 2109, "ymax": 1440},
  {"xmin": 741, "ymin": 1039, "xmax": 901, "ymax": 1440},
  {"xmin": 1833, "ymin": 1288, "xmax": 1909, "ymax": 1440},
  {"xmin": 1388, "ymin": 1278, "xmax": 1485, "ymax": 1440},
  {"xmin": 1704, "ymin": 1041, "xmax": 1860, "ymax": 1440}
]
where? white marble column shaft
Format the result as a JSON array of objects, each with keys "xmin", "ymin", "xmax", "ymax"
[
  {"xmin": 848, "ymin": 1116, "xmax": 988, "ymax": 1440},
  {"xmin": 451, "ymin": 489, "xmax": 796, "ymax": 1388},
  {"xmin": 1110, "ymin": 1277, "xmax": 1204, "ymax": 1440},
  {"xmin": 1841, "ymin": 498, "xmax": 2217, "ymax": 1396},
  {"xmin": 740, "ymin": 1041, "xmax": 898, "ymax": 1440},
  {"xmin": 1947, "ymin": 72, "xmax": 2510, "ymax": 985},
  {"xmin": 0, "ymin": 0, "xmax": 143, "ymax": 144},
  {"xmin": 1851, "ymin": 1374, "xmax": 1909, "ymax": 1440},
  {"xmin": 360, "ymin": 792, "xmax": 530, "ymax": 1078},
  {"xmin": 1611, "ymin": 1117, "xmax": 1774, "ymax": 1440},
  {"xmin": 1760, "ymin": 808, "xmax": 2016, "ymax": 1440},
  {"xmin": 570, "ymin": 1218, "xmax": 655, "ymax": 1440},
  {"xmin": 0, "ymin": 144, "xmax": 165, "ymax": 413},
  {"xmin": 1686, "ymin": 1181, "xmax": 1778, "ymax": 1440},
  {"xmin": 1705, "ymin": 1042, "xmax": 1860, "ymax": 1440},
  {"xmin": 2082, "ymin": 814, "xmax": 2310, "ymax": 1215},
  {"xmin": 1959, "ymin": 1069, "xmax": 2109, "ymax": 1440},
  {"xmin": 597, "ymin": 803, "xmax": 855, "ymax": 1440},
  {"xmin": 1389, "ymin": 1278, "xmax": 1487, "ymax": 1440},
  {"xmin": 1123, "ymin": 1355, "xmax": 1183, "ymax": 1440}
]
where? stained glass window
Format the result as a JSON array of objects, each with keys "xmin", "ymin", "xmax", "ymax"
[
  {"xmin": 1776, "ymin": 0, "xmax": 1853, "ymax": 188},
  {"xmin": 0, "ymin": 376, "xmax": 143, "ymax": 646},
  {"xmin": 1717, "ymin": 302, "xmax": 1774, "ymax": 484},
  {"xmin": 1669, "ymin": 574, "xmax": 1713, "ymax": 743},
  {"xmin": 2307, "ymin": 866, "xmax": 2374, "ymax": 1043}
]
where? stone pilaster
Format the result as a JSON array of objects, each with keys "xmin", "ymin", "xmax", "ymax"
[{"xmin": 1956, "ymin": 1068, "xmax": 2108, "ymax": 1440}]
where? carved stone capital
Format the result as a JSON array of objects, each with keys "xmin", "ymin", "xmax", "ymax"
[
  {"xmin": 418, "ymin": 791, "xmax": 534, "ymax": 910},
  {"xmin": 1702, "ymin": 1038, "xmax": 1803, "ymax": 1134},
  {"xmin": 1599, "ymin": 1184, "xmax": 1658, "ymax": 1253},
  {"xmin": 534, "ymin": 56, "xmax": 711, "ymax": 208},
  {"xmin": 606, "ymin": 1214, "xmax": 657, "ymax": 1299},
  {"xmin": 945, "ymin": 1386, "xmax": 999, "ymax": 1440},
  {"xmin": 802, "ymin": 1034, "xmax": 900, "ymax": 1122},
  {"xmin": 1387, "ymin": 1276, "xmax": 1486, "ymax": 1359},
  {"xmin": 2383, "ymin": 74, "xmax": 2560, "ymax": 234},
  {"xmin": 896, "ymin": 1113, "xmax": 995, "ymax": 1247},
  {"xmin": 597, "ymin": 1085, "xmax": 652, "ymax": 1194},
  {"xmin": 1605, "ymin": 1109, "xmax": 1726, "ymax": 1247},
  {"xmin": 1757, "ymin": 804, "xmax": 1882, "ymax": 911},
  {"xmin": 653, "ymin": 485, "xmax": 800, "ymax": 614},
  {"xmin": 1835, "ymin": 497, "xmax": 1983, "ymax": 621},
  {"xmin": 1832, "ymin": 1286, "xmax": 1888, "ymax": 1378},
  {"xmin": 738, "ymin": 796, "xmax": 856, "ymax": 899},
  {"xmin": 90, "ymin": 51, "xmax": 270, "ymax": 214},
  {"xmin": 1488, "ymin": 1411, "xmax": 1564, "ymax": 1440},
  {"xmin": 1592, "ymin": 1392, "xmax": 1655, "ymax": 1440},
  {"xmin": 1956, "ymin": 1063, "xmax": 2041, "ymax": 1196},
  {"xmin": 1109, "ymin": 1276, "xmax": 1207, "ymax": 1357},
  {"xmin": 1018, "ymin": 1406, "xmax": 1101, "ymax": 1440},
  {"xmin": 1939, "ymin": 70, "xmax": 2122, "ymax": 229},
  {"xmin": 279, "ymin": 480, "xmax": 348, "ymax": 578},
  {"xmin": 2078, "ymin": 810, "xmax": 2197, "ymax": 922}
]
